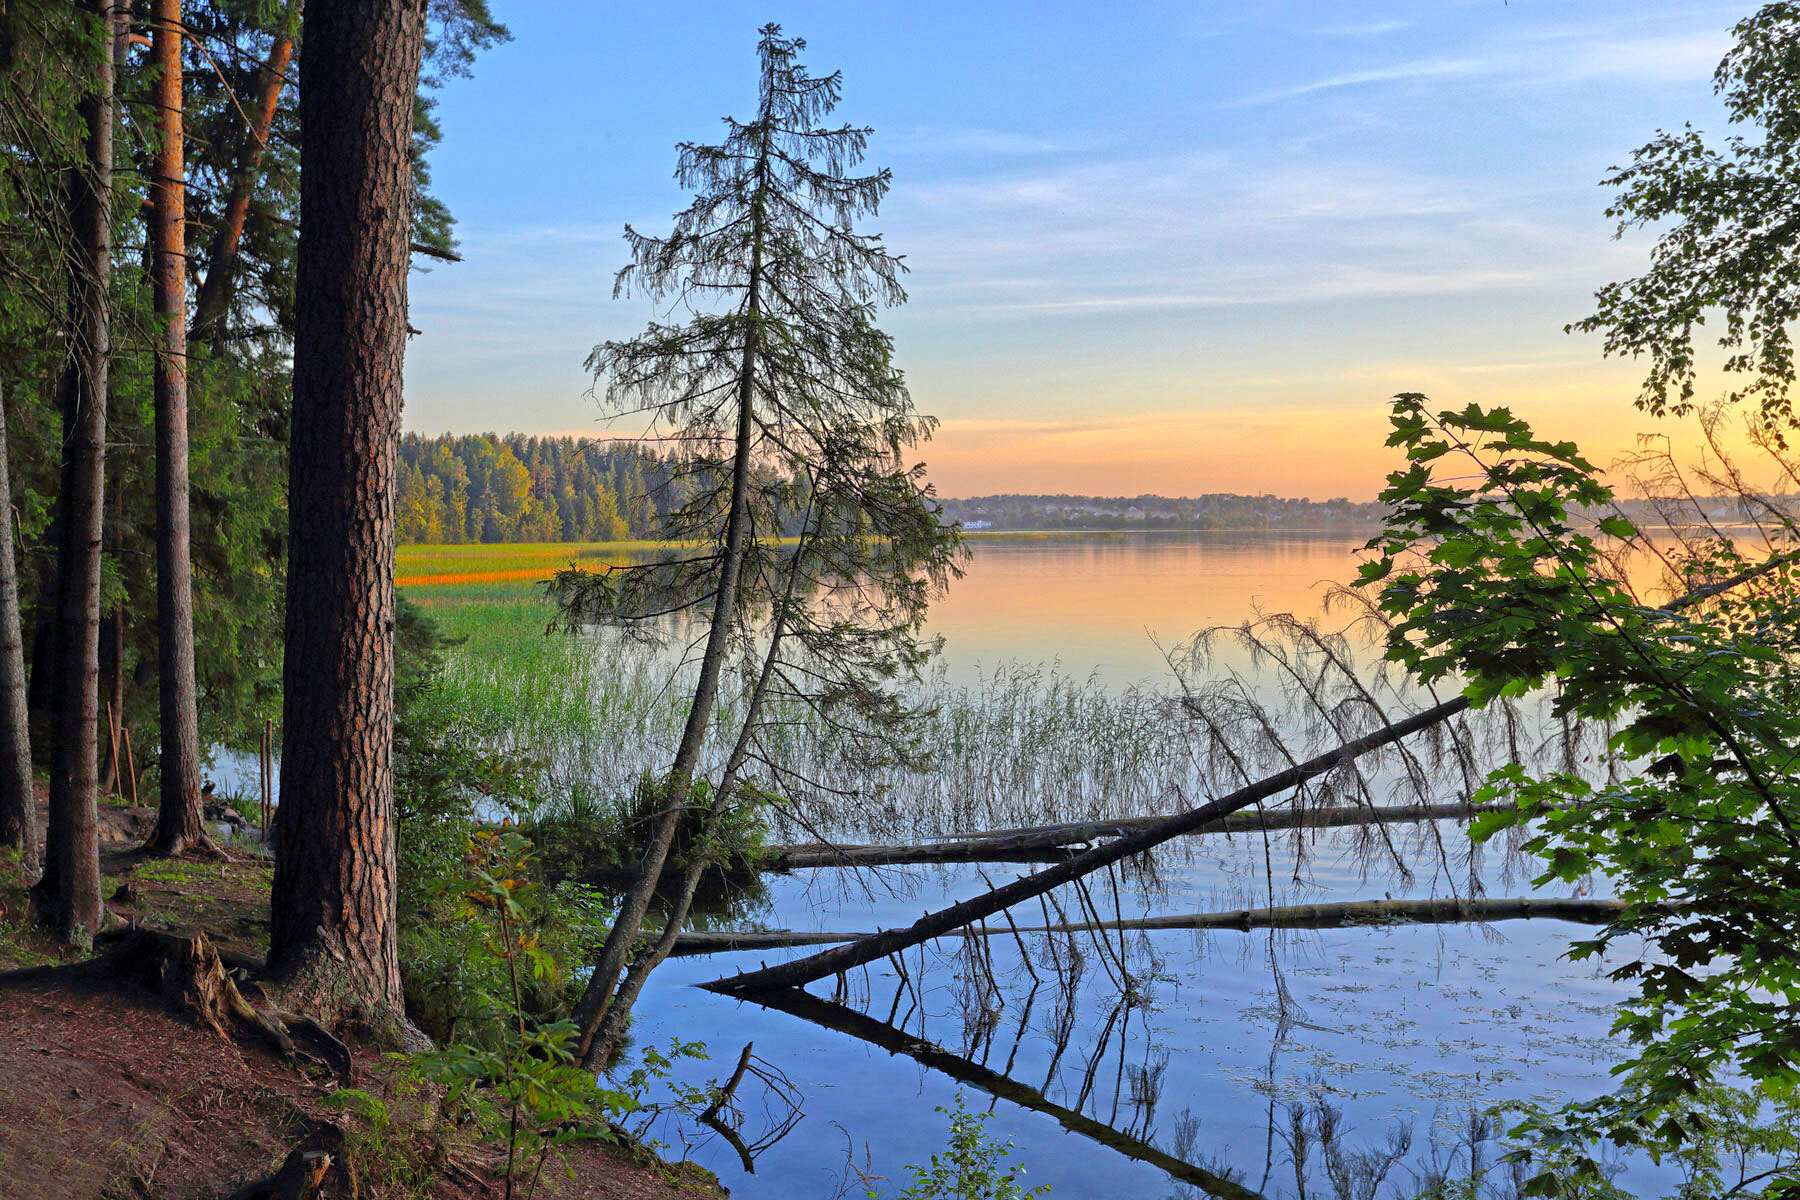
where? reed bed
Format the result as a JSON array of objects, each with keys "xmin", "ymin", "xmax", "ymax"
[{"xmin": 409, "ymin": 576, "xmax": 1545, "ymax": 877}]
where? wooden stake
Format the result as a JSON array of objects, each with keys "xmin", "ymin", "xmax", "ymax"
[
  {"xmin": 122, "ymin": 726, "xmax": 138, "ymax": 807},
  {"xmin": 104, "ymin": 699, "xmax": 122, "ymax": 799}
]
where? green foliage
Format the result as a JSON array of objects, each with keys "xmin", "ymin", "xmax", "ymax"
[
  {"xmin": 1572, "ymin": 3, "xmax": 1800, "ymax": 433},
  {"xmin": 0, "ymin": 0, "xmax": 508, "ymax": 766},
  {"xmin": 410, "ymin": 829, "xmax": 635, "ymax": 1198},
  {"xmin": 322, "ymin": 1085, "xmax": 439, "ymax": 1200},
  {"xmin": 875, "ymin": 1093, "xmax": 1048, "ymax": 1200},
  {"xmin": 1363, "ymin": 395, "xmax": 1800, "ymax": 1197},
  {"xmin": 391, "ymin": 597, "xmax": 617, "ymax": 1044}
]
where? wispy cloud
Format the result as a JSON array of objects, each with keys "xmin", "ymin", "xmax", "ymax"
[
  {"xmin": 1231, "ymin": 19, "xmax": 1732, "ymax": 108},
  {"xmin": 1309, "ymin": 19, "xmax": 1413, "ymax": 38}
]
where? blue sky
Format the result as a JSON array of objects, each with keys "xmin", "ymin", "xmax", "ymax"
[{"xmin": 404, "ymin": 0, "xmax": 1750, "ymax": 499}]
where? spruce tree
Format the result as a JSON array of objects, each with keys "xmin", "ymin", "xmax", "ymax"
[{"xmin": 554, "ymin": 24, "xmax": 960, "ymax": 1064}]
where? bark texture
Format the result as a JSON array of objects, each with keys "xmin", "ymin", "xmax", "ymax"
[
  {"xmin": 148, "ymin": 0, "xmax": 212, "ymax": 857},
  {"xmin": 0, "ymin": 380, "xmax": 35, "ymax": 860},
  {"xmin": 268, "ymin": 0, "xmax": 425, "ymax": 1013},
  {"xmin": 32, "ymin": 0, "xmax": 115, "ymax": 942}
]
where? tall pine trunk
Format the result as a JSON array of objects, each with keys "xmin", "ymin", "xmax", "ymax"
[
  {"xmin": 32, "ymin": 0, "xmax": 116, "ymax": 943},
  {"xmin": 147, "ymin": 0, "xmax": 211, "ymax": 857},
  {"xmin": 0, "ymin": 381, "xmax": 36, "ymax": 861},
  {"xmin": 267, "ymin": 0, "xmax": 424, "ymax": 1014}
]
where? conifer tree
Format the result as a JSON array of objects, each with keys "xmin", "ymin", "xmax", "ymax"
[
  {"xmin": 32, "ymin": 0, "xmax": 117, "ymax": 944},
  {"xmin": 554, "ymin": 24, "xmax": 960, "ymax": 1064}
]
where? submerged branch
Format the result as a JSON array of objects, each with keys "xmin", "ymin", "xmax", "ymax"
[
  {"xmin": 704, "ymin": 697, "xmax": 1470, "ymax": 994},
  {"xmin": 673, "ymin": 896, "xmax": 1643, "ymax": 954}
]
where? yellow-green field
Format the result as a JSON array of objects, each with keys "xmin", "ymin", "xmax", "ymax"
[{"xmin": 396, "ymin": 540, "xmax": 665, "ymax": 588}]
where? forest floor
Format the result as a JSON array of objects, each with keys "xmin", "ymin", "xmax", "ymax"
[{"xmin": 0, "ymin": 788, "xmax": 727, "ymax": 1200}]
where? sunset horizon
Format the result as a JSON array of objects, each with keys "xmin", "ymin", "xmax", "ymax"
[{"xmin": 403, "ymin": 0, "xmax": 1755, "ymax": 501}]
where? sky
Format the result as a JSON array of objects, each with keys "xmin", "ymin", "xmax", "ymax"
[{"xmin": 404, "ymin": 0, "xmax": 1754, "ymax": 501}]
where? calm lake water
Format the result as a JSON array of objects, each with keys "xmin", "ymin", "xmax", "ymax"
[
  {"xmin": 928, "ymin": 531, "xmax": 1373, "ymax": 684},
  {"xmin": 625, "ymin": 532, "xmax": 1656, "ymax": 1200}
]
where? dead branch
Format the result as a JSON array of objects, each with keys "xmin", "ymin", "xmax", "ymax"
[{"xmin": 704, "ymin": 698, "xmax": 1469, "ymax": 994}]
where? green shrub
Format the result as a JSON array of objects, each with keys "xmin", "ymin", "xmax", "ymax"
[
  {"xmin": 410, "ymin": 829, "xmax": 637, "ymax": 1199},
  {"xmin": 879, "ymin": 1092, "xmax": 1049, "ymax": 1200}
]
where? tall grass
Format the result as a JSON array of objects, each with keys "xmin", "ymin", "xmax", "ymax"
[
  {"xmin": 406, "ymin": 570, "xmax": 1535, "ymax": 876},
  {"xmin": 410, "ymin": 572, "xmax": 1222, "ymax": 837}
]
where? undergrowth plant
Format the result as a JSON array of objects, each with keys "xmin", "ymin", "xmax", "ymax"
[
  {"xmin": 411, "ymin": 829, "xmax": 637, "ymax": 1198},
  {"xmin": 877, "ymin": 1092, "xmax": 1049, "ymax": 1200}
]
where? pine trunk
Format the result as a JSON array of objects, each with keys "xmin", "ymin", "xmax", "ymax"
[
  {"xmin": 32, "ymin": 0, "xmax": 115, "ymax": 942},
  {"xmin": 147, "ymin": 0, "xmax": 210, "ymax": 857},
  {"xmin": 267, "ymin": 0, "xmax": 424, "ymax": 1012},
  {"xmin": 0, "ymin": 381, "xmax": 36, "ymax": 860}
]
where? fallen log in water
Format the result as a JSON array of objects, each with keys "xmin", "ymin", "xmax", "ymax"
[
  {"xmin": 703, "ymin": 697, "xmax": 1472, "ymax": 994},
  {"xmin": 673, "ymin": 896, "xmax": 1638, "ymax": 955},
  {"xmin": 762, "ymin": 799, "xmax": 1513, "ymax": 871},
  {"xmin": 575, "ymin": 798, "xmax": 1515, "ymax": 890},
  {"xmin": 695, "ymin": 560, "xmax": 1784, "ymax": 995}
]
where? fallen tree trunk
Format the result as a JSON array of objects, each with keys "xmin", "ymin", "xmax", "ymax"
[
  {"xmin": 742, "ymin": 987, "xmax": 1264, "ymax": 1200},
  {"xmin": 674, "ymin": 896, "xmax": 1638, "ymax": 954},
  {"xmin": 701, "ymin": 559, "xmax": 1779, "ymax": 996},
  {"xmin": 763, "ymin": 799, "xmax": 1512, "ymax": 870},
  {"xmin": 704, "ymin": 698, "xmax": 1470, "ymax": 994},
  {"xmin": 574, "ymin": 798, "xmax": 1511, "ymax": 890}
]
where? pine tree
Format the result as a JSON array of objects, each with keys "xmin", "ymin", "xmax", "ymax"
[
  {"xmin": 146, "ymin": 0, "xmax": 216, "ymax": 858},
  {"xmin": 268, "ymin": 0, "xmax": 427, "ymax": 1015}
]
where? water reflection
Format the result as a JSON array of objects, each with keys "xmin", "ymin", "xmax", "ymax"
[{"xmin": 929, "ymin": 533, "xmax": 1369, "ymax": 684}]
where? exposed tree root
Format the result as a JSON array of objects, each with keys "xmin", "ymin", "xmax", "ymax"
[
  {"xmin": 0, "ymin": 928, "xmax": 355, "ymax": 1086},
  {"xmin": 219, "ymin": 1142, "xmax": 337, "ymax": 1200},
  {"xmin": 140, "ymin": 830, "xmax": 229, "ymax": 862}
]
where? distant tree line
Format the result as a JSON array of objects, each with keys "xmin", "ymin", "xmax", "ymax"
[
  {"xmin": 395, "ymin": 445, "xmax": 1405, "ymax": 544},
  {"xmin": 396, "ymin": 434, "xmax": 676, "ymax": 544},
  {"xmin": 938, "ymin": 492, "xmax": 1388, "ymax": 531}
]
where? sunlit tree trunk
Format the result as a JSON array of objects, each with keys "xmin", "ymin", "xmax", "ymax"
[
  {"xmin": 32, "ymin": 0, "xmax": 117, "ymax": 944},
  {"xmin": 189, "ymin": 0, "xmax": 296, "ymax": 344},
  {"xmin": 267, "ymin": 0, "xmax": 425, "ymax": 1014},
  {"xmin": 146, "ymin": 0, "xmax": 212, "ymax": 858}
]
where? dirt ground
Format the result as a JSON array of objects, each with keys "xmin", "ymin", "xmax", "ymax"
[{"xmin": 0, "ymin": 789, "xmax": 727, "ymax": 1200}]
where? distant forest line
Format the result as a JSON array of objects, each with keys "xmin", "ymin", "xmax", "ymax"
[
  {"xmin": 398, "ymin": 432, "xmax": 1786, "ymax": 545},
  {"xmin": 397, "ymin": 432, "xmax": 1398, "ymax": 544}
]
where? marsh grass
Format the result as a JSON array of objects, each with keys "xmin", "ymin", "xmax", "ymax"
[
  {"xmin": 412, "ymin": 572, "xmax": 1216, "ymax": 843},
  {"xmin": 403, "ymin": 568, "xmax": 1553, "ymax": 905}
]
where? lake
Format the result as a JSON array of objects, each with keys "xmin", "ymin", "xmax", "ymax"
[{"xmin": 591, "ymin": 530, "xmax": 1655, "ymax": 1200}]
